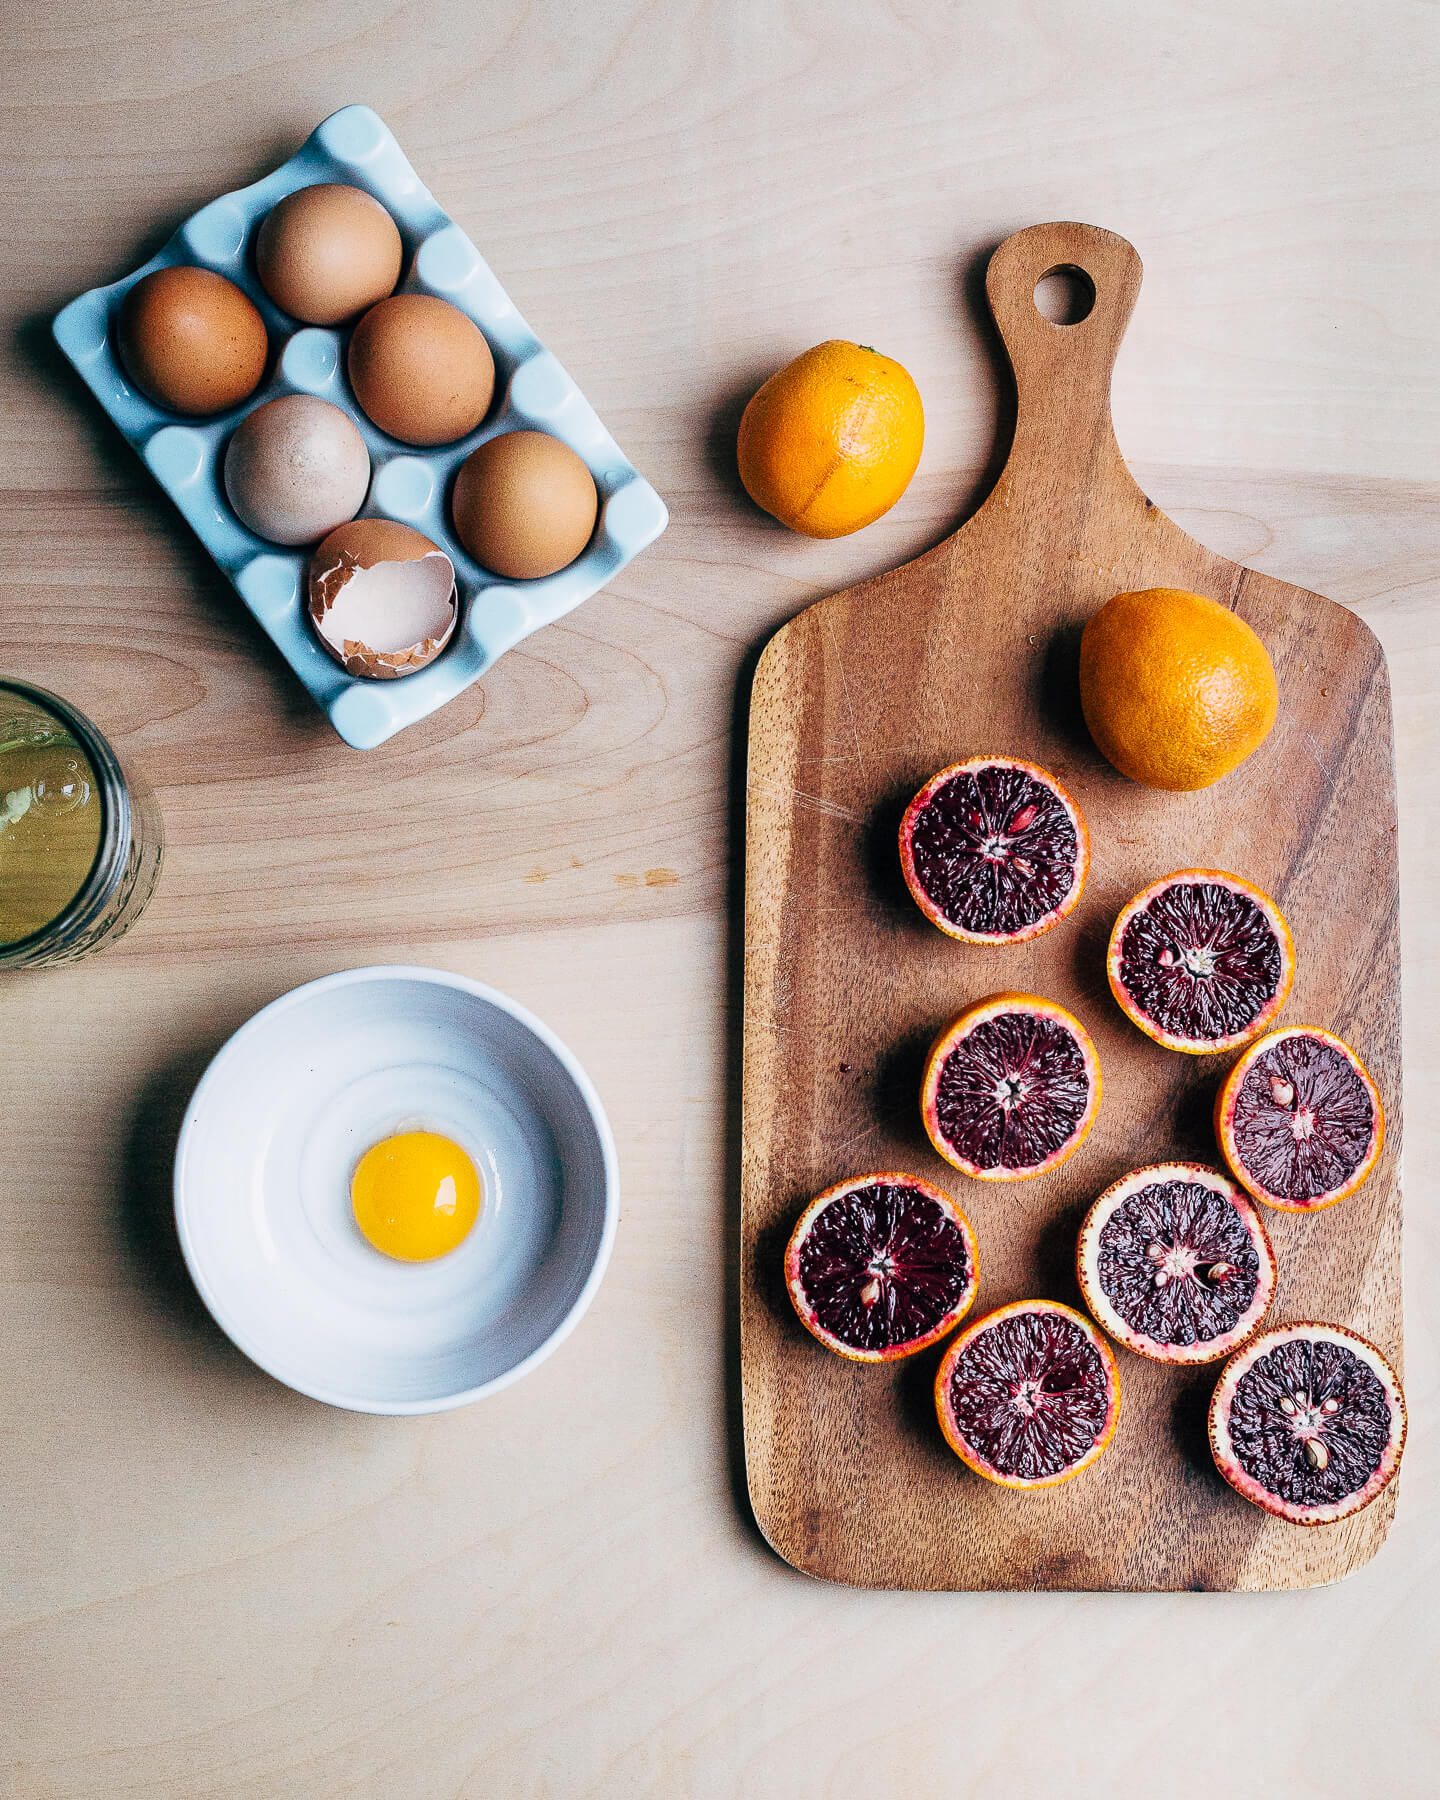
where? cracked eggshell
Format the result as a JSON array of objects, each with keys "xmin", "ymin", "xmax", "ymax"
[{"xmin": 307, "ymin": 518, "xmax": 458, "ymax": 680}]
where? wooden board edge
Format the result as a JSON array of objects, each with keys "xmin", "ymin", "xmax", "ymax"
[
  {"xmin": 1237, "ymin": 1488, "xmax": 1402, "ymax": 1592},
  {"xmin": 735, "ymin": 497, "xmax": 1407, "ymax": 1592}
]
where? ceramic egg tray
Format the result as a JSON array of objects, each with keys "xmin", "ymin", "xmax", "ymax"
[{"xmin": 52, "ymin": 104, "xmax": 668, "ymax": 750}]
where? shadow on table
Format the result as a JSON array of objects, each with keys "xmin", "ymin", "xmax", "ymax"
[
  {"xmin": 116, "ymin": 1040, "xmax": 265, "ymax": 1381},
  {"xmin": 720, "ymin": 633, "xmax": 773, "ymax": 1559}
]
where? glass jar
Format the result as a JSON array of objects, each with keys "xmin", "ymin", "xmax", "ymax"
[{"xmin": 0, "ymin": 680, "xmax": 164, "ymax": 969}]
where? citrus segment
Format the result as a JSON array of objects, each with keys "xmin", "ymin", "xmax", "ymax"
[
  {"xmin": 1108, "ymin": 869, "xmax": 1293, "ymax": 1054},
  {"xmin": 921, "ymin": 993, "xmax": 1100, "ymax": 1181},
  {"xmin": 899, "ymin": 756, "xmax": 1089, "ymax": 943},
  {"xmin": 736, "ymin": 340, "xmax": 924, "ymax": 539},
  {"xmin": 1079, "ymin": 586, "xmax": 1278, "ymax": 790},
  {"xmin": 1209, "ymin": 1323, "xmax": 1405, "ymax": 1525},
  {"xmin": 935, "ymin": 1300, "xmax": 1120, "ymax": 1488},
  {"xmin": 1215, "ymin": 1027, "xmax": 1383, "ymax": 1212},
  {"xmin": 784, "ymin": 1172, "xmax": 979, "ymax": 1362},
  {"xmin": 1076, "ymin": 1163, "xmax": 1275, "ymax": 1364}
]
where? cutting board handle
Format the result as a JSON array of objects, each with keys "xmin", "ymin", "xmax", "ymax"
[{"xmin": 984, "ymin": 222, "xmax": 1144, "ymax": 498}]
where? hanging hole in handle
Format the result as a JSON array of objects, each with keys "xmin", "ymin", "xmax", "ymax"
[{"xmin": 1033, "ymin": 265, "xmax": 1095, "ymax": 326}]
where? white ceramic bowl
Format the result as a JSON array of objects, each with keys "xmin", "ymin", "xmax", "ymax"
[{"xmin": 174, "ymin": 966, "xmax": 617, "ymax": 1413}]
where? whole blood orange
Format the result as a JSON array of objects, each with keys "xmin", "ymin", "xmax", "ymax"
[
  {"xmin": 1215, "ymin": 1026, "xmax": 1384, "ymax": 1212},
  {"xmin": 736, "ymin": 340, "xmax": 924, "ymax": 538},
  {"xmin": 1076, "ymin": 1163, "xmax": 1276, "ymax": 1365},
  {"xmin": 899, "ymin": 756, "xmax": 1089, "ymax": 943},
  {"xmin": 1108, "ymin": 869, "xmax": 1294, "ymax": 1055},
  {"xmin": 784, "ymin": 1172, "xmax": 979, "ymax": 1361},
  {"xmin": 1209, "ymin": 1322, "xmax": 1406, "ymax": 1525},
  {"xmin": 1079, "ymin": 587, "xmax": 1278, "ymax": 790},
  {"xmin": 935, "ymin": 1300, "xmax": 1120, "ymax": 1489},
  {"xmin": 921, "ymin": 993, "xmax": 1101, "ymax": 1181}
]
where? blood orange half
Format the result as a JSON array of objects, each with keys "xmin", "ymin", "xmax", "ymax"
[
  {"xmin": 1076, "ymin": 1163, "xmax": 1276, "ymax": 1364},
  {"xmin": 899, "ymin": 756, "xmax": 1089, "ymax": 943},
  {"xmin": 1209, "ymin": 1322, "xmax": 1406, "ymax": 1526},
  {"xmin": 935, "ymin": 1300, "xmax": 1120, "ymax": 1488},
  {"xmin": 784, "ymin": 1172, "xmax": 979, "ymax": 1361},
  {"xmin": 921, "ymin": 993, "xmax": 1101, "ymax": 1181},
  {"xmin": 1108, "ymin": 869, "xmax": 1294, "ymax": 1055},
  {"xmin": 1215, "ymin": 1026, "xmax": 1384, "ymax": 1212}
]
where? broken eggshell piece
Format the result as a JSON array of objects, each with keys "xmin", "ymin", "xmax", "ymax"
[{"xmin": 307, "ymin": 518, "xmax": 457, "ymax": 680}]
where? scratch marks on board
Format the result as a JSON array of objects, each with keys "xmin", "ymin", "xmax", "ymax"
[
  {"xmin": 747, "ymin": 779, "xmax": 861, "ymax": 823},
  {"xmin": 1301, "ymin": 728, "xmax": 1337, "ymax": 791}
]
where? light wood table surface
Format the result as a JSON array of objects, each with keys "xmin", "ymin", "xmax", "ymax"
[{"xmin": 3, "ymin": 3, "xmax": 1437, "ymax": 1794}]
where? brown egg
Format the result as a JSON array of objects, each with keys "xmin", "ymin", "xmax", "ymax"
[
  {"xmin": 307, "ymin": 518, "xmax": 457, "ymax": 679},
  {"xmin": 116, "ymin": 265, "xmax": 268, "ymax": 416},
  {"xmin": 450, "ymin": 431, "xmax": 599, "ymax": 580},
  {"xmin": 223, "ymin": 395, "xmax": 370, "ymax": 546},
  {"xmin": 347, "ymin": 294, "xmax": 495, "ymax": 446},
  {"xmin": 255, "ymin": 184, "xmax": 403, "ymax": 326}
]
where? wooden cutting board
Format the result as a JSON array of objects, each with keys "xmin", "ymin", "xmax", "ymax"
[{"xmin": 740, "ymin": 222, "xmax": 1402, "ymax": 1592}]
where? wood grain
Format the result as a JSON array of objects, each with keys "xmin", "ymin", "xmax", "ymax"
[
  {"xmin": 742, "ymin": 223, "xmax": 1402, "ymax": 1590},
  {"xmin": 3, "ymin": 2, "xmax": 1438, "ymax": 1792}
]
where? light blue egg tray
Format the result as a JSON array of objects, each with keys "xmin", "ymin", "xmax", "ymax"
[{"xmin": 52, "ymin": 105, "xmax": 668, "ymax": 749}]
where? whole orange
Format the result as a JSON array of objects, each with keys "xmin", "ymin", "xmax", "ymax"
[
  {"xmin": 1079, "ymin": 587, "xmax": 1278, "ymax": 790},
  {"xmin": 736, "ymin": 340, "xmax": 924, "ymax": 538}
]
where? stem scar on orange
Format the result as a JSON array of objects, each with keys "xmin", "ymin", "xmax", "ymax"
[{"xmin": 736, "ymin": 340, "xmax": 924, "ymax": 538}]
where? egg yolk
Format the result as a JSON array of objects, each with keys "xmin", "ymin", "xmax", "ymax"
[{"xmin": 351, "ymin": 1131, "xmax": 481, "ymax": 1262}]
